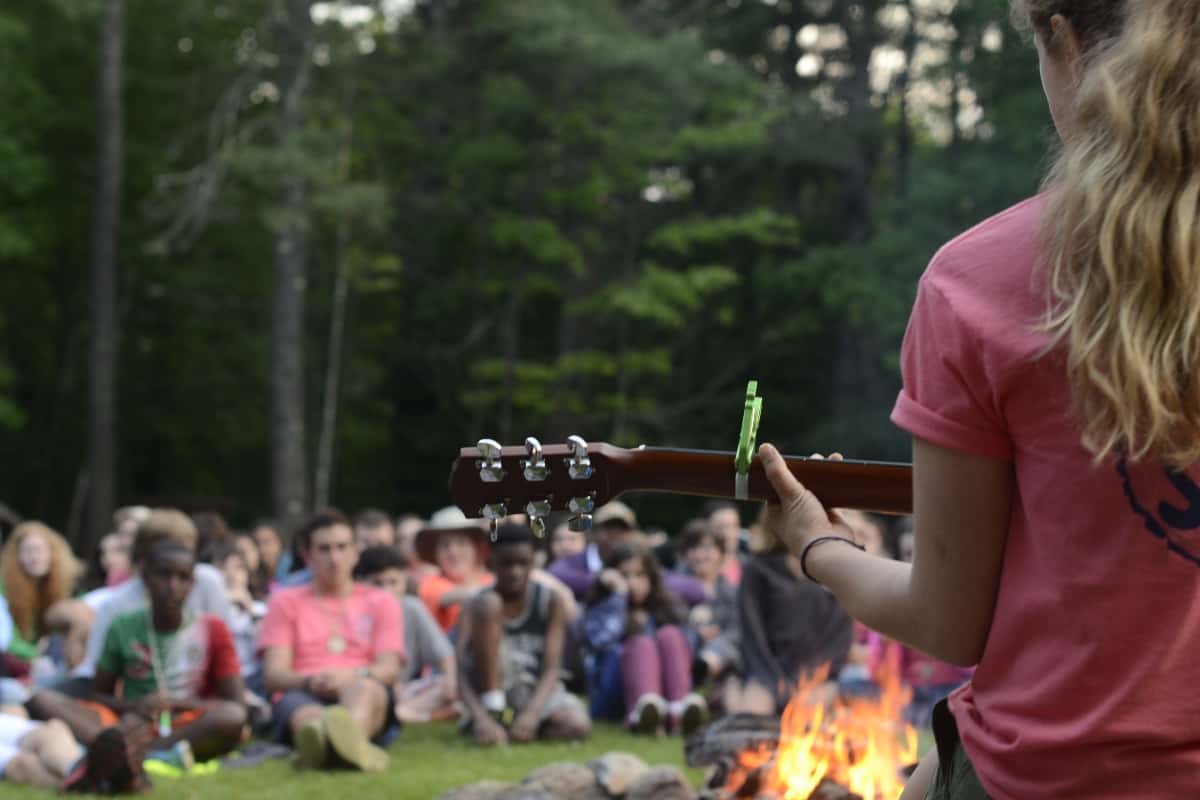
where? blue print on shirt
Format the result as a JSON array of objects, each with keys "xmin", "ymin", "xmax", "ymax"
[{"xmin": 1117, "ymin": 456, "xmax": 1200, "ymax": 567}]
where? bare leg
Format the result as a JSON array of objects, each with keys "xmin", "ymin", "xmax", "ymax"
[
  {"xmin": 541, "ymin": 707, "xmax": 591, "ymax": 742},
  {"xmin": 4, "ymin": 750, "xmax": 60, "ymax": 788},
  {"xmin": 25, "ymin": 690, "xmax": 105, "ymax": 746},
  {"xmin": 19, "ymin": 719, "xmax": 83, "ymax": 777},
  {"xmin": 900, "ymin": 746, "xmax": 938, "ymax": 800},
  {"xmin": 151, "ymin": 701, "xmax": 247, "ymax": 761},
  {"xmin": 288, "ymin": 704, "xmax": 325, "ymax": 741},
  {"xmin": 338, "ymin": 679, "xmax": 388, "ymax": 738},
  {"xmin": 467, "ymin": 593, "xmax": 504, "ymax": 695},
  {"xmin": 724, "ymin": 678, "xmax": 776, "ymax": 715}
]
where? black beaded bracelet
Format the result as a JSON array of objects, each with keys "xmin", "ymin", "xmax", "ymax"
[{"xmin": 799, "ymin": 535, "xmax": 865, "ymax": 583}]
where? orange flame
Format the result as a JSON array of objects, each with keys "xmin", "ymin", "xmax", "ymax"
[{"xmin": 727, "ymin": 661, "xmax": 918, "ymax": 800}]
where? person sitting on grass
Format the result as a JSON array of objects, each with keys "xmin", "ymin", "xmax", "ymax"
[
  {"xmin": 583, "ymin": 542, "xmax": 706, "ymax": 736},
  {"xmin": 416, "ymin": 507, "xmax": 495, "ymax": 633},
  {"xmin": 354, "ymin": 546, "xmax": 458, "ymax": 724},
  {"xmin": 31, "ymin": 538, "xmax": 247, "ymax": 781},
  {"xmin": 678, "ymin": 520, "xmax": 741, "ymax": 693},
  {"xmin": 457, "ymin": 523, "xmax": 591, "ymax": 747},
  {"xmin": 0, "ymin": 712, "xmax": 84, "ymax": 789},
  {"xmin": 725, "ymin": 509, "xmax": 853, "ymax": 716},
  {"xmin": 61, "ymin": 509, "xmax": 233, "ymax": 690},
  {"xmin": 258, "ymin": 509, "xmax": 403, "ymax": 772}
]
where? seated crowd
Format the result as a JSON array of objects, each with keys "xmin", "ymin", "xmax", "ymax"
[{"xmin": 0, "ymin": 499, "xmax": 967, "ymax": 792}]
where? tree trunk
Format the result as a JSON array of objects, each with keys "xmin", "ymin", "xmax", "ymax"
[
  {"xmin": 271, "ymin": 0, "xmax": 313, "ymax": 535},
  {"xmin": 314, "ymin": 110, "xmax": 354, "ymax": 510},
  {"xmin": 85, "ymin": 0, "xmax": 125, "ymax": 555},
  {"xmin": 896, "ymin": 0, "xmax": 918, "ymax": 202}
]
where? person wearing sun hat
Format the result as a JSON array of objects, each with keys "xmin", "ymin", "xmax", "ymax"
[{"xmin": 416, "ymin": 508, "xmax": 495, "ymax": 633}]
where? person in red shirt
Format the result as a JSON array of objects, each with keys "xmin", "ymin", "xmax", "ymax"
[
  {"xmin": 415, "ymin": 508, "xmax": 494, "ymax": 632},
  {"xmin": 259, "ymin": 510, "xmax": 403, "ymax": 772}
]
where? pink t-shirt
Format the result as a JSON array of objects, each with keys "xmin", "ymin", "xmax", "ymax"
[
  {"xmin": 891, "ymin": 195, "xmax": 1200, "ymax": 799},
  {"xmin": 258, "ymin": 583, "xmax": 404, "ymax": 675}
]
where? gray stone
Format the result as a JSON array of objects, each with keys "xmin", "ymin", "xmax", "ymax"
[
  {"xmin": 495, "ymin": 789, "xmax": 560, "ymax": 800},
  {"xmin": 437, "ymin": 781, "xmax": 517, "ymax": 800},
  {"xmin": 523, "ymin": 762, "xmax": 606, "ymax": 800},
  {"xmin": 589, "ymin": 752, "xmax": 649, "ymax": 796},
  {"xmin": 625, "ymin": 765, "xmax": 694, "ymax": 800}
]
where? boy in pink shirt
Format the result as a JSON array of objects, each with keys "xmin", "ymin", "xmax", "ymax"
[{"xmin": 259, "ymin": 510, "xmax": 403, "ymax": 772}]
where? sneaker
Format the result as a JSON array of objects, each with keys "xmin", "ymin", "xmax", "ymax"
[
  {"xmin": 323, "ymin": 706, "xmax": 389, "ymax": 772},
  {"xmin": 145, "ymin": 740, "xmax": 194, "ymax": 772},
  {"xmin": 628, "ymin": 693, "xmax": 665, "ymax": 735},
  {"xmin": 675, "ymin": 693, "xmax": 709, "ymax": 738},
  {"xmin": 62, "ymin": 726, "xmax": 152, "ymax": 794},
  {"xmin": 294, "ymin": 718, "xmax": 328, "ymax": 770}
]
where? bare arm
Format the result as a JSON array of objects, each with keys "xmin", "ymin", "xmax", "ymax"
[
  {"xmin": 262, "ymin": 646, "xmax": 308, "ymax": 695},
  {"xmin": 438, "ymin": 652, "xmax": 457, "ymax": 699},
  {"xmin": 454, "ymin": 598, "xmax": 488, "ymax": 723},
  {"xmin": 366, "ymin": 651, "xmax": 401, "ymax": 686},
  {"xmin": 89, "ymin": 669, "xmax": 136, "ymax": 715},
  {"xmin": 518, "ymin": 592, "xmax": 566, "ymax": 724},
  {"xmin": 531, "ymin": 569, "xmax": 579, "ymax": 621},
  {"xmin": 214, "ymin": 673, "xmax": 246, "ymax": 705},
  {"xmin": 761, "ymin": 438, "xmax": 1011, "ymax": 666},
  {"xmin": 44, "ymin": 599, "xmax": 92, "ymax": 634}
]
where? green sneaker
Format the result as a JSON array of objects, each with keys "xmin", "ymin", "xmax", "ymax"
[
  {"xmin": 294, "ymin": 718, "xmax": 328, "ymax": 770},
  {"xmin": 323, "ymin": 706, "xmax": 389, "ymax": 772}
]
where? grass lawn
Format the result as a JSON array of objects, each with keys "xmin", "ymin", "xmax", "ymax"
[
  {"xmin": 0, "ymin": 722, "xmax": 933, "ymax": 799},
  {"xmin": 0, "ymin": 722, "xmax": 706, "ymax": 800}
]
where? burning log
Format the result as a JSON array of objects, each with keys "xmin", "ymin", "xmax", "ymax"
[
  {"xmin": 685, "ymin": 713, "xmax": 780, "ymax": 768},
  {"xmin": 688, "ymin": 662, "xmax": 917, "ymax": 800}
]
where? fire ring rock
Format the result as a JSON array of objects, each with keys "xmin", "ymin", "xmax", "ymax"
[
  {"xmin": 589, "ymin": 752, "xmax": 649, "ymax": 796},
  {"xmin": 625, "ymin": 765, "xmax": 693, "ymax": 800},
  {"xmin": 522, "ymin": 762, "xmax": 607, "ymax": 800},
  {"xmin": 494, "ymin": 789, "xmax": 561, "ymax": 800},
  {"xmin": 436, "ymin": 780, "xmax": 517, "ymax": 800}
]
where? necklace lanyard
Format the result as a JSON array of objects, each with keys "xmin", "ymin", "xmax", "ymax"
[
  {"xmin": 144, "ymin": 604, "xmax": 192, "ymax": 738},
  {"xmin": 313, "ymin": 588, "xmax": 354, "ymax": 654}
]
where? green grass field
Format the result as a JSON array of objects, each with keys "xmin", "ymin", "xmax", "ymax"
[
  {"xmin": 0, "ymin": 722, "xmax": 706, "ymax": 800},
  {"xmin": 0, "ymin": 721, "xmax": 933, "ymax": 799}
]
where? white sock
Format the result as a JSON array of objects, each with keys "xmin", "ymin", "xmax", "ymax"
[{"xmin": 482, "ymin": 690, "xmax": 506, "ymax": 713}]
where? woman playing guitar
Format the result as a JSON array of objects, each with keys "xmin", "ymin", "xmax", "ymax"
[{"xmin": 763, "ymin": 2, "xmax": 1200, "ymax": 798}]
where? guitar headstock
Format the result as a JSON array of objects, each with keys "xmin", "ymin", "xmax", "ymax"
[{"xmin": 447, "ymin": 436, "xmax": 628, "ymax": 537}]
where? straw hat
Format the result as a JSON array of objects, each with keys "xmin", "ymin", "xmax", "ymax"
[
  {"xmin": 415, "ymin": 506, "xmax": 490, "ymax": 565},
  {"xmin": 592, "ymin": 500, "xmax": 637, "ymax": 530}
]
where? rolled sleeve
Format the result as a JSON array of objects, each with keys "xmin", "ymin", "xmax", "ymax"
[{"xmin": 891, "ymin": 270, "xmax": 1012, "ymax": 460}]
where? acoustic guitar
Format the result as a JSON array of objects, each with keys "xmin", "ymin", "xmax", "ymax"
[{"xmin": 448, "ymin": 435, "xmax": 912, "ymax": 535}]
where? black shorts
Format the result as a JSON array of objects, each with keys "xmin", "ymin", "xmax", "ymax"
[{"xmin": 272, "ymin": 680, "xmax": 399, "ymax": 746}]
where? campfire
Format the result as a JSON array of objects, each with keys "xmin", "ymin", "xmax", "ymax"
[{"xmin": 689, "ymin": 663, "xmax": 918, "ymax": 800}]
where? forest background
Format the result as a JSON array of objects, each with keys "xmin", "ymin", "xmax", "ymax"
[{"xmin": 0, "ymin": 0, "xmax": 1051, "ymax": 555}]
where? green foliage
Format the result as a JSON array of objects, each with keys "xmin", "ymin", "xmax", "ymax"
[{"xmin": 0, "ymin": 0, "xmax": 1050, "ymax": 531}]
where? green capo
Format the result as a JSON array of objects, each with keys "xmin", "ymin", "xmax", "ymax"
[{"xmin": 734, "ymin": 380, "xmax": 763, "ymax": 500}]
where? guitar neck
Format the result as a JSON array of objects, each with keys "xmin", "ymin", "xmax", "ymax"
[{"xmin": 614, "ymin": 447, "xmax": 912, "ymax": 515}]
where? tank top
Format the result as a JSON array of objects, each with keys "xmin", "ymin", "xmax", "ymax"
[{"xmin": 503, "ymin": 580, "xmax": 551, "ymax": 678}]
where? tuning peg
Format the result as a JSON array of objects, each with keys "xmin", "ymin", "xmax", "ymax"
[
  {"xmin": 480, "ymin": 502, "xmax": 508, "ymax": 541},
  {"xmin": 525, "ymin": 499, "xmax": 551, "ymax": 538},
  {"xmin": 522, "ymin": 437, "xmax": 548, "ymax": 482},
  {"xmin": 477, "ymin": 438, "xmax": 506, "ymax": 483},
  {"xmin": 568, "ymin": 496, "xmax": 595, "ymax": 515},
  {"xmin": 566, "ymin": 434, "xmax": 593, "ymax": 480},
  {"xmin": 568, "ymin": 513, "xmax": 593, "ymax": 532}
]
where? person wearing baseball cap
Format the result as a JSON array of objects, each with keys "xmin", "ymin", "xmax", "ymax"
[{"xmin": 547, "ymin": 502, "xmax": 706, "ymax": 607}]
